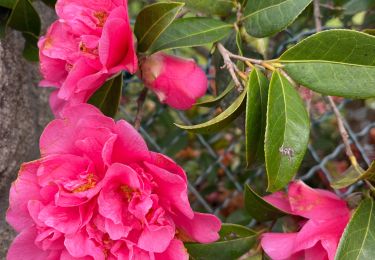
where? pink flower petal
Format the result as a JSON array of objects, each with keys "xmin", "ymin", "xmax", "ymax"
[
  {"xmin": 261, "ymin": 232, "xmax": 298, "ymax": 260},
  {"xmin": 138, "ymin": 225, "xmax": 175, "ymax": 253},
  {"xmin": 7, "ymin": 161, "xmax": 42, "ymax": 232},
  {"xmin": 173, "ymin": 212, "xmax": 221, "ymax": 243},
  {"xmin": 7, "ymin": 226, "xmax": 50, "ymax": 260},
  {"xmin": 155, "ymin": 239, "xmax": 189, "ymax": 260},
  {"xmin": 288, "ymin": 181, "xmax": 350, "ymax": 220}
]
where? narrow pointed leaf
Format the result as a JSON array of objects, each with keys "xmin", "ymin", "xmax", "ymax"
[
  {"xmin": 185, "ymin": 224, "xmax": 257, "ymax": 260},
  {"xmin": 134, "ymin": 2, "xmax": 184, "ymax": 53},
  {"xmin": 330, "ymin": 166, "xmax": 364, "ymax": 190},
  {"xmin": 0, "ymin": 0, "xmax": 14, "ymax": 8},
  {"xmin": 176, "ymin": 0, "xmax": 234, "ymax": 17},
  {"xmin": 244, "ymin": 184, "xmax": 288, "ymax": 221},
  {"xmin": 279, "ymin": 30, "xmax": 375, "ymax": 99},
  {"xmin": 265, "ymin": 72, "xmax": 310, "ymax": 192},
  {"xmin": 360, "ymin": 161, "xmax": 375, "ymax": 183},
  {"xmin": 7, "ymin": 0, "xmax": 40, "ymax": 36},
  {"xmin": 335, "ymin": 198, "xmax": 375, "ymax": 260},
  {"xmin": 175, "ymin": 89, "xmax": 247, "ymax": 134},
  {"xmin": 151, "ymin": 17, "xmax": 232, "ymax": 53},
  {"xmin": 88, "ymin": 73, "xmax": 123, "ymax": 118},
  {"xmin": 195, "ymin": 83, "xmax": 235, "ymax": 107},
  {"xmin": 246, "ymin": 68, "xmax": 269, "ymax": 167},
  {"xmin": 242, "ymin": 0, "xmax": 312, "ymax": 38}
]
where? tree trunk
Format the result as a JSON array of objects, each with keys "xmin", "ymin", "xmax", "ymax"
[{"xmin": 0, "ymin": 3, "xmax": 55, "ymax": 258}]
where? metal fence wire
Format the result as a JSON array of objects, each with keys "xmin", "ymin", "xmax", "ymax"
[{"xmin": 119, "ymin": 29, "xmax": 375, "ymax": 225}]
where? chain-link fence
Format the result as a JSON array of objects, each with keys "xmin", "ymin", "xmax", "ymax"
[{"xmin": 118, "ymin": 29, "xmax": 375, "ymax": 226}]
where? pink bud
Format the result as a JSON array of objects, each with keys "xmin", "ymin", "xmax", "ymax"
[{"xmin": 140, "ymin": 53, "xmax": 208, "ymax": 110}]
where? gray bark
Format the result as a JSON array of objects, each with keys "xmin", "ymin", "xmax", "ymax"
[{"xmin": 0, "ymin": 3, "xmax": 55, "ymax": 259}]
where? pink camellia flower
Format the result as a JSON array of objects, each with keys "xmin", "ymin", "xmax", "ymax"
[
  {"xmin": 38, "ymin": 0, "xmax": 137, "ymax": 117},
  {"xmin": 261, "ymin": 181, "xmax": 350, "ymax": 260},
  {"xmin": 139, "ymin": 53, "xmax": 208, "ymax": 110},
  {"xmin": 6, "ymin": 104, "xmax": 221, "ymax": 259}
]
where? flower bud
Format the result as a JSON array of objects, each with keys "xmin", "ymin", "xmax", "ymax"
[{"xmin": 140, "ymin": 53, "xmax": 207, "ymax": 110}]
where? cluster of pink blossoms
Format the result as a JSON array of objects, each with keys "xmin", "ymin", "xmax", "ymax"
[
  {"xmin": 38, "ymin": 0, "xmax": 207, "ymax": 116},
  {"xmin": 7, "ymin": 0, "xmax": 352, "ymax": 259},
  {"xmin": 6, "ymin": 104, "xmax": 221, "ymax": 259}
]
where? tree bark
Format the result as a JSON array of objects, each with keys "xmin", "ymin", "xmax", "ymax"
[{"xmin": 0, "ymin": 3, "xmax": 55, "ymax": 258}]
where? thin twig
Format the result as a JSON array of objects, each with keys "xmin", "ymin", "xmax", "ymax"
[
  {"xmin": 217, "ymin": 43, "xmax": 244, "ymax": 91},
  {"xmin": 134, "ymin": 88, "xmax": 148, "ymax": 130},
  {"xmin": 313, "ymin": 0, "xmax": 323, "ymax": 32}
]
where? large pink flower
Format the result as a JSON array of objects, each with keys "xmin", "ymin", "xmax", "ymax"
[
  {"xmin": 139, "ymin": 53, "xmax": 208, "ymax": 110},
  {"xmin": 6, "ymin": 104, "xmax": 221, "ymax": 259},
  {"xmin": 39, "ymin": 0, "xmax": 138, "ymax": 117},
  {"xmin": 260, "ymin": 181, "xmax": 350, "ymax": 260}
]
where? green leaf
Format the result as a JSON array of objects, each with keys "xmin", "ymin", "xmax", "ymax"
[
  {"xmin": 343, "ymin": 0, "xmax": 375, "ymax": 15},
  {"xmin": 331, "ymin": 166, "xmax": 364, "ymax": 190},
  {"xmin": 360, "ymin": 161, "xmax": 375, "ymax": 183},
  {"xmin": 246, "ymin": 68, "xmax": 269, "ymax": 167},
  {"xmin": 176, "ymin": 0, "xmax": 234, "ymax": 17},
  {"xmin": 175, "ymin": 89, "xmax": 247, "ymax": 134},
  {"xmin": 7, "ymin": 0, "xmax": 40, "ymax": 36},
  {"xmin": 88, "ymin": 73, "xmax": 123, "ymax": 118},
  {"xmin": 239, "ymin": 0, "xmax": 249, "ymax": 8},
  {"xmin": 150, "ymin": 17, "xmax": 232, "ymax": 53},
  {"xmin": 335, "ymin": 198, "xmax": 375, "ymax": 260},
  {"xmin": 242, "ymin": 0, "xmax": 312, "ymax": 38},
  {"xmin": 279, "ymin": 30, "xmax": 375, "ymax": 99},
  {"xmin": 244, "ymin": 184, "xmax": 288, "ymax": 221},
  {"xmin": 265, "ymin": 71, "xmax": 310, "ymax": 192},
  {"xmin": 185, "ymin": 224, "xmax": 257, "ymax": 260},
  {"xmin": 134, "ymin": 2, "xmax": 184, "ymax": 53},
  {"xmin": 22, "ymin": 32, "xmax": 39, "ymax": 61},
  {"xmin": 195, "ymin": 83, "xmax": 235, "ymax": 107},
  {"xmin": 0, "ymin": 0, "xmax": 14, "ymax": 9}
]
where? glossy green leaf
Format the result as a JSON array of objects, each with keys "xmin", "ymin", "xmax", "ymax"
[
  {"xmin": 242, "ymin": 0, "xmax": 312, "ymax": 38},
  {"xmin": 22, "ymin": 32, "xmax": 39, "ymax": 62},
  {"xmin": 175, "ymin": 89, "xmax": 247, "ymax": 134},
  {"xmin": 246, "ymin": 68, "xmax": 269, "ymax": 167},
  {"xmin": 88, "ymin": 73, "xmax": 123, "ymax": 118},
  {"xmin": 279, "ymin": 30, "xmax": 375, "ymax": 99},
  {"xmin": 343, "ymin": 0, "xmax": 375, "ymax": 15},
  {"xmin": 134, "ymin": 2, "xmax": 184, "ymax": 53},
  {"xmin": 265, "ymin": 71, "xmax": 310, "ymax": 192},
  {"xmin": 336, "ymin": 198, "xmax": 375, "ymax": 260},
  {"xmin": 176, "ymin": 0, "xmax": 234, "ymax": 17},
  {"xmin": 330, "ymin": 166, "xmax": 364, "ymax": 190},
  {"xmin": 7, "ymin": 0, "xmax": 40, "ymax": 36},
  {"xmin": 0, "ymin": 0, "xmax": 14, "ymax": 8},
  {"xmin": 185, "ymin": 224, "xmax": 257, "ymax": 260},
  {"xmin": 244, "ymin": 184, "xmax": 287, "ymax": 221},
  {"xmin": 151, "ymin": 17, "xmax": 232, "ymax": 53},
  {"xmin": 195, "ymin": 83, "xmax": 235, "ymax": 107}
]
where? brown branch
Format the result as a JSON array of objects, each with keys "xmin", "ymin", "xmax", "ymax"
[
  {"xmin": 216, "ymin": 43, "xmax": 244, "ymax": 92},
  {"xmin": 134, "ymin": 88, "xmax": 148, "ymax": 130},
  {"xmin": 313, "ymin": 0, "xmax": 323, "ymax": 32}
]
